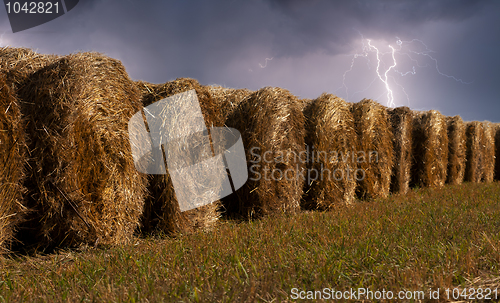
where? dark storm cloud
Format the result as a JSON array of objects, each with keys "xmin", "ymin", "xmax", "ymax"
[
  {"xmin": 259, "ymin": 0, "xmax": 491, "ymax": 57},
  {"xmin": 3, "ymin": 0, "xmax": 490, "ymax": 59},
  {"xmin": 1, "ymin": 0, "xmax": 499, "ymax": 121}
]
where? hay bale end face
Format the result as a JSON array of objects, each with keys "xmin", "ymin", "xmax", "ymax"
[
  {"xmin": 137, "ymin": 78, "xmax": 224, "ymax": 235},
  {"xmin": 224, "ymin": 87, "xmax": 306, "ymax": 218},
  {"xmin": 411, "ymin": 110, "xmax": 449, "ymax": 188},
  {"xmin": 0, "ymin": 73, "xmax": 27, "ymax": 254},
  {"xmin": 387, "ymin": 106, "xmax": 413, "ymax": 195},
  {"xmin": 17, "ymin": 53, "xmax": 147, "ymax": 249},
  {"xmin": 446, "ymin": 116, "xmax": 466, "ymax": 185},
  {"xmin": 351, "ymin": 99, "xmax": 394, "ymax": 199},
  {"xmin": 303, "ymin": 94, "xmax": 357, "ymax": 210},
  {"xmin": 464, "ymin": 121, "xmax": 485, "ymax": 183}
]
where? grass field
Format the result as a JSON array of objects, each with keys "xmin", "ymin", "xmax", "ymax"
[{"xmin": 1, "ymin": 182, "xmax": 500, "ymax": 302}]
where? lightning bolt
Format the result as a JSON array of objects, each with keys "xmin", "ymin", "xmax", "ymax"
[
  {"xmin": 335, "ymin": 37, "xmax": 373, "ymax": 102},
  {"xmin": 259, "ymin": 57, "xmax": 273, "ymax": 68},
  {"xmin": 368, "ymin": 40, "xmax": 397, "ymax": 107},
  {"xmin": 397, "ymin": 38, "xmax": 472, "ymax": 84},
  {"xmin": 336, "ymin": 33, "xmax": 472, "ymax": 108}
]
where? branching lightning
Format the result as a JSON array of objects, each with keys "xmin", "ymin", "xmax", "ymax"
[
  {"xmin": 259, "ymin": 57, "xmax": 274, "ymax": 68},
  {"xmin": 336, "ymin": 34, "xmax": 472, "ymax": 107},
  {"xmin": 368, "ymin": 40, "xmax": 397, "ymax": 107},
  {"xmin": 402, "ymin": 38, "xmax": 471, "ymax": 85}
]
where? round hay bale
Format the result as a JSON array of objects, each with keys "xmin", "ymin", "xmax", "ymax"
[
  {"xmin": 446, "ymin": 116, "xmax": 466, "ymax": 185},
  {"xmin": 411, "ymin": 110, "xmax": 449, "ymax": 188},
  {"xmin": 0, "ymin": 73, "xmax": 27, "ymax": 254},
  {"xmin": 387, "ymin": 106, "xmax": 413, "ymax": 195},
  {"xmin": 137, "ymin": 78, "xmax": 224, "ymax": 235},
  {"xmin": 464, "ymin": 121, "xmax": 485, "ymax": 183},
  {"xmin": 351, "ymin": 99, "xmax": 394, "ymax": 199},
  {"xmin": 207, "ymin": 86, "xmax": 253, "ymax": 124},
  {"xmin": 303, "ymin": 94, "xmax": 357, "ymax": 210},
  {"xmin": 482, "ymin": 121, "xmax": 496, "ymax": 183},
  {"xmin": 17, "ymin": 53, "xmax": 147, "ymax": 249},
  {"xmin": 0, "ymin": 47, "xmax": 57, "ymax": 85},
  {"xmin": 224, "ymin": 87, "xmax": 306, "ymax": 218}
]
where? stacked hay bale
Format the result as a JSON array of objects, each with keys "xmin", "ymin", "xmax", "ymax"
[
  {"xmin": 137, "ymin": 78, "xmax": 224, "ymax": 235},
  {"xmin": 387, "ymin": 106, "xmax": 413, "ymax": 195},
  {"xmin": 0, "ymin": 73, "xmax": 27, "ymax": 254},
  {"xmin": 411, "ymin": 110, "xmax": 449, "ymax": 188},
  {"xmin": 464, "ymin": 121, "xmax": 485, "ymax": 183},
  {"xmin": 446, "ymin": 116, "xmax": 466, "ymax": 185},
  {"xmin": 351, "ymin": 99, "xmax": 394, "ymax": 199},
  {"xmin": 482, "ymin": 121, "xmax": 496, "ymax": 183},
  {"xmin": 17, "ymin": 53, "xmax": 147, "ymax": 249},
  {"xmin": 207, "ymin": 86, "xmax": 252, "ymax": 123},
  {"xmin": 302, "ymin": 94, "xmax": 357, "ymax": 210},
  {"xmin": 225, "ymin": 87, "xmax": 306, "ymax": 218}
]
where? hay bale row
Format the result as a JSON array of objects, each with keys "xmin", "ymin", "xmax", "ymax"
[
  {"xmin": 482, "ymin": 121, "xmax": 496, "ymax": 183},
  {"xmin": 0, "ymin": 73, "xmax": 27, "ymax": 254},
  {"xmin": 137, "ymin": 78, "xmax": 224, "ymax": 235},
  {"xmin": 2, "ymin": 46, "xmax": 498, "ymax": 252},
  {"xmin": 387, "ymin": 106, "xmax": 413, "ymax": 195},
  {"xmin": 224, "ymin": 87, "xmax": 306, "ymax": 218},
  {"xmin": 464, "ymin": 121, "xmax": 485, "ymax": 183},
  {"xmin": 411, "ymin": 110, "xmax": 449, "ymax": 188},
  {"xmin": 302, "ymin": 94, "xmax": 357, "ymax": 210},
  {"xmin": 351, "ymin": 99, "xmax": 394, "ymax": 199},
  {"xmin": 15, "ymin": 53, "xmax": 147, "ymax": 249},
  {"xmin": 446, "ymin": 116, "xmax": 466, "ymax": 185}
]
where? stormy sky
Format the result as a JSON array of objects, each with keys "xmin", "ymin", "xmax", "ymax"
[{"xmin": 1, "ymin": 0, "xmax": 499, "ymax": 122}]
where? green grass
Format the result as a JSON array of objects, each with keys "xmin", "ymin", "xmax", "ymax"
[{"xmin": 1, "ymin": 182, "xmax": 500, "ymax": 302}]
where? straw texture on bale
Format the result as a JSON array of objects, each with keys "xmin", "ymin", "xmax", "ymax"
[
  {"xmin": 207, "ymin": 86, "xmax": 252, "ymax": 123},
  {"xmin": 224, "ymin": 87, "xmax": 306, "ymax": 218},
  {"xmin": 17, "ymin": 53, "xmax": 147, "ymax": 249},
  {"xmin": 303, "ymin": 94, "xmax": 357, "ymax": 209},
  {"xmin": 0, "ymin": 47, "xmax": 57, "ymax": 84},
  {"xmin": 411, "ymin": 110, "xmax": 449, "ymax": 188},
  {"xmin": 0, "ymin": 73, "xmax": 27, "ymax": 254},
  {"xmin": 482, "ymin": 121, "xmax": 496, "ymax": 183},
  {"xmin": 298, "ymin": 98, "xmax": 313, "ymax": 112},
  {"xmin": 387, "ymin": 106, "xmax": 413, "ymax": 195},
  {"xmin": 351, "ymin": 99, "xmax": 394, "ymax": 199},
  {"xmin": 464, "ymin": 121, "xmax": 485, "ymax": 183},
  {"xmin": 446, "ymin": 116, "xmax": 466, "ymax": 185},
  {"xmin": 137, "ymin": 78, "xmax": 223, "ymax": 235}
]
